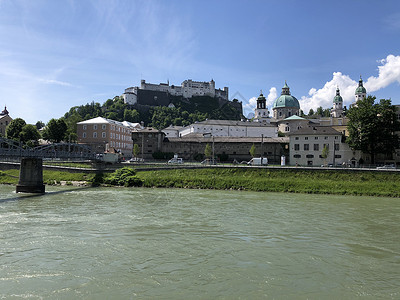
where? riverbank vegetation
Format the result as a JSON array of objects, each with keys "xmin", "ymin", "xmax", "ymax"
[
  {"xmin": 1, "ymin": 167, "xmax": 400, "ymax": 197},
  {"xmin": 137, "ymin": 168, "xmax": 400, "ymax": 197}
]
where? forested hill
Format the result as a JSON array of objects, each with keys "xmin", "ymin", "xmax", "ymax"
[{"xmin": 63, "ymin": 95, "xmax": 243, "ymax": 130}]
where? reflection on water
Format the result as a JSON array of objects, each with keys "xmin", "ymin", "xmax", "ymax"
[{"xmin": 1, "ymin": 185, "xmax": 399, "ymax": 298}]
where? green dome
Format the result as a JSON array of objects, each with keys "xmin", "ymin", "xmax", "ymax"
[
  {"xmin": 273, "ymin": 82, "xmax": 300, "ymax": 109},
  {"xmin": 333, "ymin": 87, "xmax": 343, "ymax": 103},
  {"xmin": 355, "ymin": 77, "xmax": 366, "ymax": 94}
]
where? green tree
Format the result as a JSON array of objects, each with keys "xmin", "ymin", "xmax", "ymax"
[
  {"xmin": 42, "ymin": 118, "xmax": 68, "ymax": 143},
  {"xmin": 6, "ymin": 118, "xmax": 26, "ymax": 141},
  {"xmin": 308, "ymin": 108, "xmax": 314, "ymax": 116},
  {"xmin": 249, "ymin": 144, "xmax": 256, "ymax": 157},
  {"xmin": 204, "ymin": 143, "xmax": 212, "ymax": 158},
  {"xmin": 35, "ymin": 121, "xmax": 45, "ymax": 130},
  {"xmin": 346, "ymin": 96, "xmax": 400, "ymax": 164},
  {"xmin": 321, "ymin": 145, "xmax": 329, "ymax": 165},
  {"xmin": 133, "ymin": 144, "xmax": 140, "ymax": 157},
  {"xmin": 20, "ymin": 124, "xmax": 41, "ymax": 147}
]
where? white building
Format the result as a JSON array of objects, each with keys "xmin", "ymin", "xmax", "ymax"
[
  {"xmin": 176, "ymin": 119, "xmax": 277, "ymax": 138},
  {"xmin": 123, "ymin": 79, "xmax": 229, "ymax": 105},
  {"xmin": 289, "ymin": 126, "xmax": 360, "ymax": 167}
]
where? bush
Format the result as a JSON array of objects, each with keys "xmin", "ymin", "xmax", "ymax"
[{"xmin": 103, "ymin": 167, "xmax": 143, "ymax": 187}]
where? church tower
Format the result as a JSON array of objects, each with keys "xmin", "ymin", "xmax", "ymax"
[
  {"xmin": 355, "ymin": 76, "xmax": 367, "ymax": 102},
  {"xmin": 254, "ymin": 91, "xmax": 270, "ymax": 123},
  {"xmin": 331, "ymin": 87, "xmax": 343, "ymax": 118}
]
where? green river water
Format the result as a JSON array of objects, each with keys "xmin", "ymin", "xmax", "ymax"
[{"xmin": 1, "ymin": 185, "xmax": 399, "ymax": 299}]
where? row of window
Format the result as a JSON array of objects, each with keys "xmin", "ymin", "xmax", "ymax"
[
  {"xmin": 294, "ymin": 144, "xmax": 340, "ymax": 151},
  {"xmin": 293, "ymin": 154, "xmax": 342, "ymax": 158},
  {"xmin": 82, "ymin": 124, "xmax": 129, "ymax": 133},
  {"xmin": 295, "ymin": 136, "xmax": 339, "ymax": 140}
]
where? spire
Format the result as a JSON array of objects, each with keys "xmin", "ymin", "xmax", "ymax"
[{"xmin": 281, "ymin": 81, "xmax": 291, "ymax": 95}]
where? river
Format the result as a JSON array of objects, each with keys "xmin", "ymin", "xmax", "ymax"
[{"xmin": 1, "ymin": 185, "xmax": 399, "ymax": 299}]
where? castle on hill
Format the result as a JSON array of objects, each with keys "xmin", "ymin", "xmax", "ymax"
[{"xmin": 123, "ymin": 79, "xmax": 229, "ymax": 106}]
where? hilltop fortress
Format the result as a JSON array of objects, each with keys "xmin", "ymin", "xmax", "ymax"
[{"xmin": 123, "ymin": 79, "xmax": 229, "ymax": 106}]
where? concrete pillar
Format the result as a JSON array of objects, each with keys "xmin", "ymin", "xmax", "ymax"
[{"xmin": 16, "ymin": 158, "xmax": 45, "ymax": 193}]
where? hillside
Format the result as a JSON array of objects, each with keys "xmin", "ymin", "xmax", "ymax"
[{"xmin": 63, "ymin": 95, "xmax": 243, "ymax": 130}]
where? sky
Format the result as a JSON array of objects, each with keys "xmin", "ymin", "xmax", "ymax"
[{"xmin": 1, "ymin": 0, "xmax": 400, "ymax": 124}]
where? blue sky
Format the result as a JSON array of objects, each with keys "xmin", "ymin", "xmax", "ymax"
[{"xmin": 1, "ymin": 0, "xmax": 400, "ymax": 123}]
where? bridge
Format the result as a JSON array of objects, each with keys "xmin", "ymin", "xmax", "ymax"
[{"xmin": 0, "ymin": 137, "xmax": 95, "ymax": 160}]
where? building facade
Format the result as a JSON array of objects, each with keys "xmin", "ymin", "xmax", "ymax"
[
  {"xmin": 132, "ymin": 128, "xmax": 289, "ymax": 163},
  {"xmin": 272, "ymin": 82, "xmax": 300, "ymax": 120},
  {"xmin": 77, "ymin": 117, "xmax": 142, "ymax": 157},
  {"xmin": 177, "ymin": 119, "xmax": 277, "ymax": 138},
  {"xmin": 0, "ymin": 106, "xmax": 12, "ymax": 136},
  {"xmin": 289, "ymin": 126, "xmax": 361, "ymax": 167}
]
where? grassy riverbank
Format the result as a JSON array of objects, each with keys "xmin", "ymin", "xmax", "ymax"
[
  {"xmin": 137, "ymin": 168, "xmax": 400, "ymax": 197},
  {"xmin": 1, "ymin": 167, "xmax": 400, "ymax": 197}
]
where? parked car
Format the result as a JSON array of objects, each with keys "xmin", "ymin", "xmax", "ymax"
[
  {"xmin": 377, "ymin": 164, "xmax": 396, "ymax": 169},
  {"xmin": 168, "ymin": 157, "xmax": 183, "ymax": 164},
  {"xmin": 247, "ymin": 157, "xmax": 268, "ymax": 166},
  {"xmin": 201, "ymin": 159, "xmax": 216, "ymax": 165}
]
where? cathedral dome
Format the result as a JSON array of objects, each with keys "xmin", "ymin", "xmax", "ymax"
[
  {"xmin": 273, "ymin": 82, "xmax": 300, "ymax": 109},
  {"xmin": 355, "ymin": 77, "xmax": 366, "ymax": 94},
  {"xmin": 333, "ymin": 87, "xmax": 343, "ymax": 103}
]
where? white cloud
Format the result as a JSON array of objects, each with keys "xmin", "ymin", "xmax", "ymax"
[
  {"xmin": 298, "ymin": 54, "xmax": 400, "ymax": 114},
  {"xmin": 299, "ymin": 72, "xmax": 356, "ymax": 114},
  {"xmin": 365, "ymin": 54, "xmax": 400, "ymax": 91},
  {"xmin": 266, "ymin": 87, "xmax": 277, "ymax": 108}
]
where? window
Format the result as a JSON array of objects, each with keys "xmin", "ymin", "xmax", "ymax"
[
  {"xmin": 334, "ymin": 155, "xmax": 342, "ymax": 158},
  {"xmin": 93, "ymin": 132, "xmax": 97, "ymax": 138},
  {"xmin": 314, "ymin": 137, "xmax": 318, "ymax": 140},
  {"xmin": 102, "ymin": 132, "xmax": 106, "ymax": 138},
  {"xmin": 93, "ymin": 125, "xmax": 97, "ymax": 130},
  {"xmin": 83, "ymin": 125, "xmax": 87, "ymax": 130},
  {"xmin": 306, "ymin": 154, "xmax": 314, "ymax": 158},
  {"xmin": 294, "ymin": 144, "xmax": 300, "ymax": 151},
  {"xmin": 314, "ymin": 144, "xmax": 319, "ymax": 151},
  {"xmin": 334, "ymin": 136, "xmax": 339, "ymax": 140},
  {"xmin": 323, "ymin": 144, "xmax": 329, "ymax": 150},
  {"xmin": 334, "ymin": 144, "xmax": 340, "ymax": 151},
  {"xmin": 324, "ymin": 136, "xmax": 328, "ymax": 140},
  {"xmin": 294, "ymin": 154, "xmax": 301, "ymax": 158},
  {"xmin": 295, "ymin": 137, "xmax": 299, "ymax": 140},
  {"xmin": 102, "ymin": 124, "xmax": 106, "ymax": 130},
  {"xmin": 83, "ymin": 132, "xmax": 86, "ymax": 138},
  {"xmin": 304, "ymin": 144, "xmax": 309, "ymax": 151}
]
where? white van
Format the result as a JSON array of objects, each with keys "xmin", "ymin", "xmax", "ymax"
[{"xmin": 247, "ymin": 157, "xmax": 268, "ymax": 166}]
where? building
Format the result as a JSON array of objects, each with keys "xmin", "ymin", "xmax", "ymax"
[
  {"xmin": 132, "ymin": 128, "xmax": 288, "ymax": 163},
  {"xmin": 0, "ymin": 106, "xmax": 12, "ymax": 136},
  {"xmin": 289, "ymin": 126, "xmax": 361, "ymax": 167},
  {"xmin": 272, "ymin": 82, "xmax": 300, "ymax": 120},
  {"xmin": 331, "ymin": 87, "xmax": 344, "ymax": 118},
  {"xmin": 254, "ymin": 92, "xmax": 270, "ymax": 123},
  {"xmin": 176, "ymin": 119, "xmax": 277, "ymax": 138},
  {"xmin": 76, "ymin": 117, "xmax": 142, "ymax": 157},
  {"xmin": 123, "ymin": 79, "xmax": 229, "ymax": 105},
  {"xmin": 276, "ymin": 115, "xmax": 315, "ymax": 134}
]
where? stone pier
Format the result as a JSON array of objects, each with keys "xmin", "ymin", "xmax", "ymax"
[{"xmin": 16, "ymin": 158, "xmax": 45, "ymax": 193}]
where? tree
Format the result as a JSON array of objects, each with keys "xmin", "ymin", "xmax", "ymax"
[
  {"xmin": 133, "ymin": 144, "xmax": 140, "ymax": 157},
  {"xmin": 6, "ymin": 118, "xmax": 26, "ymax": 141},
  {"xmin": 308, "ymin": 108, "xmax": 314, "ymax": 116},
  {"xmin": 249, "ymin": 144, "xmax": 256, "ymax": 157},
  {"xmin": 321, "ymin": 145, "xmax": 329, "ymax": 165},
  {"xmin": 346, "ymin": 96, "xmax": 400, "ymax": 164},
  {"xmin": 42, "ymin": 118, "xmax": 68, "ymax": 143},
  {"xmin": 204, "ymin": 143, "xmax": 212, "ymax": 158},
  {"xmin": 20, "ymin": 124, "xmax": 40, "ymax": 147},
  {"xmin": 35, "ymin": 121, "xmax": 45, "ymax": 130}
]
